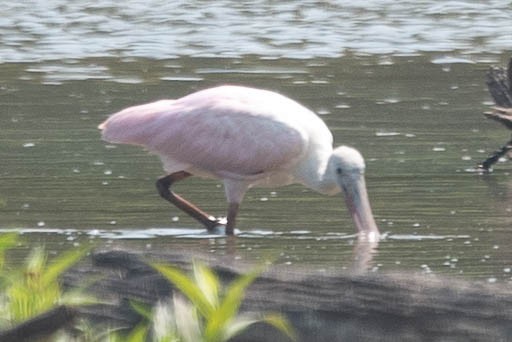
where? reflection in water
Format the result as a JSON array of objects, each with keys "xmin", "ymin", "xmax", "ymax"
[
  {"xmin": 0, "ymin": 225, "xmax": 380, "ymax": 272},
  {"xmin": 349, "ymin": 238, "xmax": 379, "ymax": 274},
  {"xmin": 477, "ymin": 173, "xmax": 512, "ymax": 226}
]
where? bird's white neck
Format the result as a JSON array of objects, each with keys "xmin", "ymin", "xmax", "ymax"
[{"xmin": 295, "ymin": 149, "xmax": 340, "ymax": 195}]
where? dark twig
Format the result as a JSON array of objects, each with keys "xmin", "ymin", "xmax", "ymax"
[
  {"xmin": 485, "ymin": 60, "xmax": 512, "ymax": 108},
  {"xmin": 479, "ymin": 57, "xmax": 512, "ymax": 171},
  {"xmin": 477, "ymin": 138, "xmax": 512, "ymax": 171}
]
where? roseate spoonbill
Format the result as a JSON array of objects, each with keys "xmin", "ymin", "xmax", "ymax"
[{"xmin": 99, "ymin": 85, "xmax": 379, "ymax": 237}]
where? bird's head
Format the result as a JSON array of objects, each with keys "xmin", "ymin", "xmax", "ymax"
[{"xmin": 329, "ymin": 146, "xmax": 379, "ymax": 238}]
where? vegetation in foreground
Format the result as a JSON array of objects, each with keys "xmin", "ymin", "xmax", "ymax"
[{"xmin": 0, "ymin": 233, "xmax": 295, "ymax": 341}]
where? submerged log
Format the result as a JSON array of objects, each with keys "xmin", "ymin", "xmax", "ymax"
[
  {"xmin": 62, "ymin": 249, "xmax": 512, "ymax": 342},
  {"xmin": 0, "ymin": 305, "xmax": 78, "ymax": 342},
  {"xmin": 479, "ymin": 57, "xmax": 512, "ymax": 170}
]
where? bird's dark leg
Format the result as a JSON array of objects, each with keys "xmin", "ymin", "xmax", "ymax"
[
  {"xmin": 156, "ymin": 171, "xmax": 220, "ymax": 232},
  {"xmin": 225, "ymin": 202, "xmax": 239, "ymax": 236}
]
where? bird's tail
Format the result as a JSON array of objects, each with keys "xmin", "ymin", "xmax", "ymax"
[{"xmin": 98, "ymin": 100, "xmax": 175, "ymax": 146}]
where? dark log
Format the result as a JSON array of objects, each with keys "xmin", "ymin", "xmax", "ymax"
[
  {"xmin": 62, "ymin": 249, "xmax": 512, "ymax": 342},
  {"xmin": 0, "ymin": 305, "xmax": 78, "ymax": 342}
]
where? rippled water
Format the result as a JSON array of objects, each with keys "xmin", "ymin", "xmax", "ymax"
[
  {"xmin": 2, "ymin": 1, "xmax": 512, "ymax": 61},
  {"xmin": 1, "ymin": 2, "xmax": 512, "ymax": 283}
]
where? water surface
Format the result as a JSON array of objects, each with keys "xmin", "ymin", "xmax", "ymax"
[{"xmin": 1, "ymin": 2, "xmax": 512, "ymax": 283}]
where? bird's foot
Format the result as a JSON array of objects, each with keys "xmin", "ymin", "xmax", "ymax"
[
  {"xmin": 204, "ymin": 216, "xmax": 226, "ymax": 232},
  {"xmin": 204, "ymin": 217, "xmax": 238, "ymax": 236}
]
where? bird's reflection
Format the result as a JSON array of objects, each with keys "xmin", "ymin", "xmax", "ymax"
[
  {"xmin": 349, "ymin": 235, "xmax": 380, "ymax": 274},
  {"xmin": 214, "ymin": 228, "xmax": 380, "ymax": 274}
]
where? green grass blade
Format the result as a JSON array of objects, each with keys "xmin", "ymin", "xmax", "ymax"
[
  {"xmin": 262, "ymin": 313, "xmax": 297, "ymax": 341},
  {"xmin": 130, "ymin": 300, "xmax": 153, "ymax": 320},
  {"xmin": 125, "ymin": 323, "xmax": 149, "ymax": 342},
  {"xmin": 152, "ymin": 263, "xmax": 214, "ymax": 318},
  {"xmin": 221, "ymin": 313, "xmax": 296, "ymax": 342},
  {"xmin": 26, "ymin": 247, "xmax": 46, "ymax": 274},
  {"xmin": 0, "ymin": 233, "xmax": 18, "ymax": 249},
  {"xmin": 193, "ymin": 262, "xmax": 220, "ymax": 308},
  {"xmin": 173, "ymin": 295, "xmax": 202, "ymax": 342},
  {"xmin": 0, "ymin": 233, "xmax": 18, "ymax": 268},
  {"xmin": 152, "ymin": 300, "xmax": 179, "ymax": 342},
  {"xmin": 41, "ymin": 246, "xmax": 89, "ymax": 286},
  {"xmin": 222, "ymin": 314, "xmax": 259, "ymax": 341},
  {"xmin": 60, "ymin": 290, "xmax": 99, "ymax": 307},
  {"xmin": 5, "ymin": 245, "xmax": 91, "ymax": 322},
  {"xmin": 0, "ymin": 233, "xmax": 19, "ymax": 288},
  {"xmin": 204, "ymin": 267, "xmax": 262, "ymax": 342},
  {"xmin": 104, "ymin": 331, "xmax": 122, "ymax": 342}
]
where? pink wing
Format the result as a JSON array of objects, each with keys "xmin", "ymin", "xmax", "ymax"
[{"xmin": 99, "ymin": 86, "xmax": 309, "ymax": 176}]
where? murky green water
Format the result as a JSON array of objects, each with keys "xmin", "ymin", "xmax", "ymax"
[{"xmin": 1, "ymin": 2, "xmax": 512, "ymax": 282}]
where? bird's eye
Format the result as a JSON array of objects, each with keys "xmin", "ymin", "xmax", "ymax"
[{"xmin": 336, "ymin": 167, "xmax": 343, "ymax": 175}]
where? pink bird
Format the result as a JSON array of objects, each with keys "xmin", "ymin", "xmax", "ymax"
[{"xmin": 99, "ymin": 85, "xmax": 379, "ymax": 237}]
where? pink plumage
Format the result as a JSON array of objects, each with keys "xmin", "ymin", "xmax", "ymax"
[{"xmin": 100, "ymin": 86, "xmax": 315, "ymax": 176}]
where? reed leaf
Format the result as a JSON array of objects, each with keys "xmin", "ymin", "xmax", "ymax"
[
  {"xmin": 152, "ymin": 263, "xmax": 214, "ymax": 318},
  {"xmin": 261, "ymin": 313, "xmax": 297, "ymax": 341},
  {"xmin": 193, "ymin": 262, "xmax": 220, "ymax": 309},
  {"xmin": 218, "ymin": 312, "xmax": 296, "ymax": 342},
  {"xmin": 150, "ymin": 261, "xmax": 296, "ymax": 342},
  {"xmin": 204, "ymin": 267, "xmax": 261, "ymax": 342},
  {"xmin": 0, "ymin": 233, "xmax": 18, "ymax": 269},
  {"xmin": 172, "ymin": 295, "xmax": 202, "ymax": 342},
  {"xmin": 41, "ymin": 246, "xmax": 89, "ymax": 286},
  {"xmin": 6, "ymin": 245, "xmax": 91, "ymax": 323},
  {"xmin": 130, "ymin": 300, "xmax": 153, "ymax": 321},
  {"xmin": 125, "ymin": 323, "xmax": 149, "ymax": 342}
]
